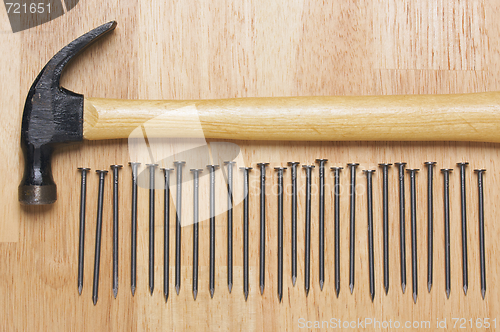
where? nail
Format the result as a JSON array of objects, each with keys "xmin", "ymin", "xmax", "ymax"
[
  {"xmin": 110, "ymin": 165, "xmax": 123, "ymax": 299},
  {"xmin": 207, "ymin": 164, "xmax": 219, "ymax": 299},
  {"xmin": 77, "ymin": 167, "xmax": 90, "ymax": 296},
  {"xmin": 395, "ymin": 162, "xmax": 407, "ymax": 294},
  {"xmin": 457, "ymin": 162, "xmax": 469, "ymax": 295},
  {"xmin": 129, "ymin": 162, "xmax": 140, "ymax": 296},
  {"xmin": 474, "ymin": 169, "xmax": 487, "ymax": 299},
  {"xmin": 275, "ymin": 167, "xmax": 286, "ymax": 302},
  {"xmin": 407, "ymin": 168, "xmax": 419, "ymax": 304},
  {"xmin": 303, "ymin": 165, "xmax": 315, "ymax": 296},
  {"xmin": 347, "ymin": 163, "xmax": 359, "ymax": 294},
  {"xmin": 316, "ymin": 159, "xmax": 328, "ymax": 291},
  {"xmin": 364, "ymin": 170, "xmax": 376, "ymax": 302},
  {"xmin": 288, "ymin": 162, "xmax": 300, "ymax": 286},
  {"xmin": 424, "ymin": 162, "xmax": 436, "ymax": 293},
  {"xmin": 240, "ymin": 167, "xmax": 252, "ymax": 301},
  {"xmin": 92, "ymin": 170, "xmax": 108, "ymax": 305},
  {"xmin": 161, "ymin": 167, "xmax": 173, "ymax": 302},
  {"xmin": 257, "ymin": 162, "xmax": 269, "ymax": 295},
  {"xmin": 174, "ymin": 161, "xmax": 186, "ymax": 295},
  {"xmin": 146, "ymin": 164, "xmax": 158, "ymax": 295},
  {"xmin": 379, "ymin": 163, "xmax": 391, "ymax": 295},
  {"xmin": 331, "ymin": 166, "xmax": 343, "ymax": 297},
  {"xmin": 224, "ymin": 161, "xmax": 236, "ymax": 294},
  {"xmin": 191, "ymin": 169, "xmax": 202, "ymax": 300},
  {"xmin": 441, "ymin": 168, "xmax": 453, "ymax": 299}
]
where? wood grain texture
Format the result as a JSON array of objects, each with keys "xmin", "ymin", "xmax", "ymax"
[{"xmin": 1, "ymin": 0, "xmax": 500, "ymax": 331}]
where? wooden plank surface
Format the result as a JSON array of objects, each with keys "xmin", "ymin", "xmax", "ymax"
[{"xmin": 1, "ymin": 0, "xmax": 500, "ymax": 330}]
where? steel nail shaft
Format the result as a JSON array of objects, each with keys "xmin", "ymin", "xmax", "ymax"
[
  {"xmin": 224, "ymin": 161, "xmax": 236, "ymax": 293},
  {"xmin": 191, "ymin": 169, "xmax": 202, "ymax": 300},
  {"xmin": 240, "ymin": 167, "xmax": 252, "ymax": 300},
  {"xmin": 110, "ymin": 165, "xmax": 123, "ymax": 299},
  {"xmin": 162, "ymin": 167, "xmax": 173, "ymax": 302},
  {"xmin": 378, "ymin": 163, "xmax": 391, "ymax": 295},
  {"xmin": 288, "ymin": 162, "xmax": 300, "ymax": 286},
  {"xmin": 474, "ymin": 169, "xmax": 487, "ymax": 299},
  {"xmin": 316, "ymin": 159, "xmax": 328, "ymax": 290},
  {"xmin": 92, "ymin": 170, "xmax": 108, "ymax": 305},
  {"xmin": 257, "ymin": 162, "xmax": 269, "ymax": 295},
  {"xmin": 407, "ymin": 168, "xmax": 419, "ymax": 303},
  {"xmin": 441, "ymin": 168, "xmax": 453, "ymax": 299},
  {"xmin": 424, "ymin": 162, "xmax": 436, "ymax": 293},
  {"xmin": 395, "ymin": 162, "xmax": 407, "ymax": 294},
  {"xmin": 457, "ymin": 162, "xmax": 469, "ymax": 295},
  {"xmin": 348, "ymin": 163, "xmax": 359, "ymax": 294},
  {"xmin": 207, "ymin": 165, "xmax": 219, "ymax": 298},
  {"xmin": 364, "ymin": 170, "xmax": 376, "ymax": 302},
  {"xmin": 129, "ymin": 162, "xmax": 140, "ymax": 296},
  {"xmin": 77, "ymin": 167, "xmax": 90, "ymax": 296},
  {"xmin": 146, "ymin": 164, "xmax": 158, "ymax": 295},
  {"xmin": 303, "ymin": 165, "xmax": 315, "ymax": 296},
  {"xmin": 331, "ymin": 167, "xmax": 343, "ymax": 297},
  {"xmin": 275, "ymin": 167, "xmax": 286, "ymax": 302},
  {"xmin": 174, "ymin": 161, "xmax": 186, "ymax": 295}
]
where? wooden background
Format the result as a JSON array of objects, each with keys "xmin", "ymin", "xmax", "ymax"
[{"xmin": 1, "ymin": 0, "xmax": 499, "ymax": 330}]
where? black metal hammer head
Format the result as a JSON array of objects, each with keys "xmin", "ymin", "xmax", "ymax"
[{"xmin": 19, "ymin": 21, "xmax": 117, "ymax": 205}]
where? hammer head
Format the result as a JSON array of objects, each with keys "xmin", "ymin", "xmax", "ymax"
[{"xmin": 19, "ymin": 21, "xmax": 117, "ymax": 204}]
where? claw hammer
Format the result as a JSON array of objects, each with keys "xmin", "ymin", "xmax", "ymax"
[{"xmin": 19, "ymin": 21, "xmax": 500, "ymax": 204}]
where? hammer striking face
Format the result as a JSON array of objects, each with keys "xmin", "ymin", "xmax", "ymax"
[{"xmin": 19, "ymin": 21, "xmax": 500, "ymax": 204}]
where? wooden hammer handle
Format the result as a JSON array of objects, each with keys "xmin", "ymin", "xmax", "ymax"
[{"xmin": 83, "ymin": 92, "xmax": 500, "ymax": 142}]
